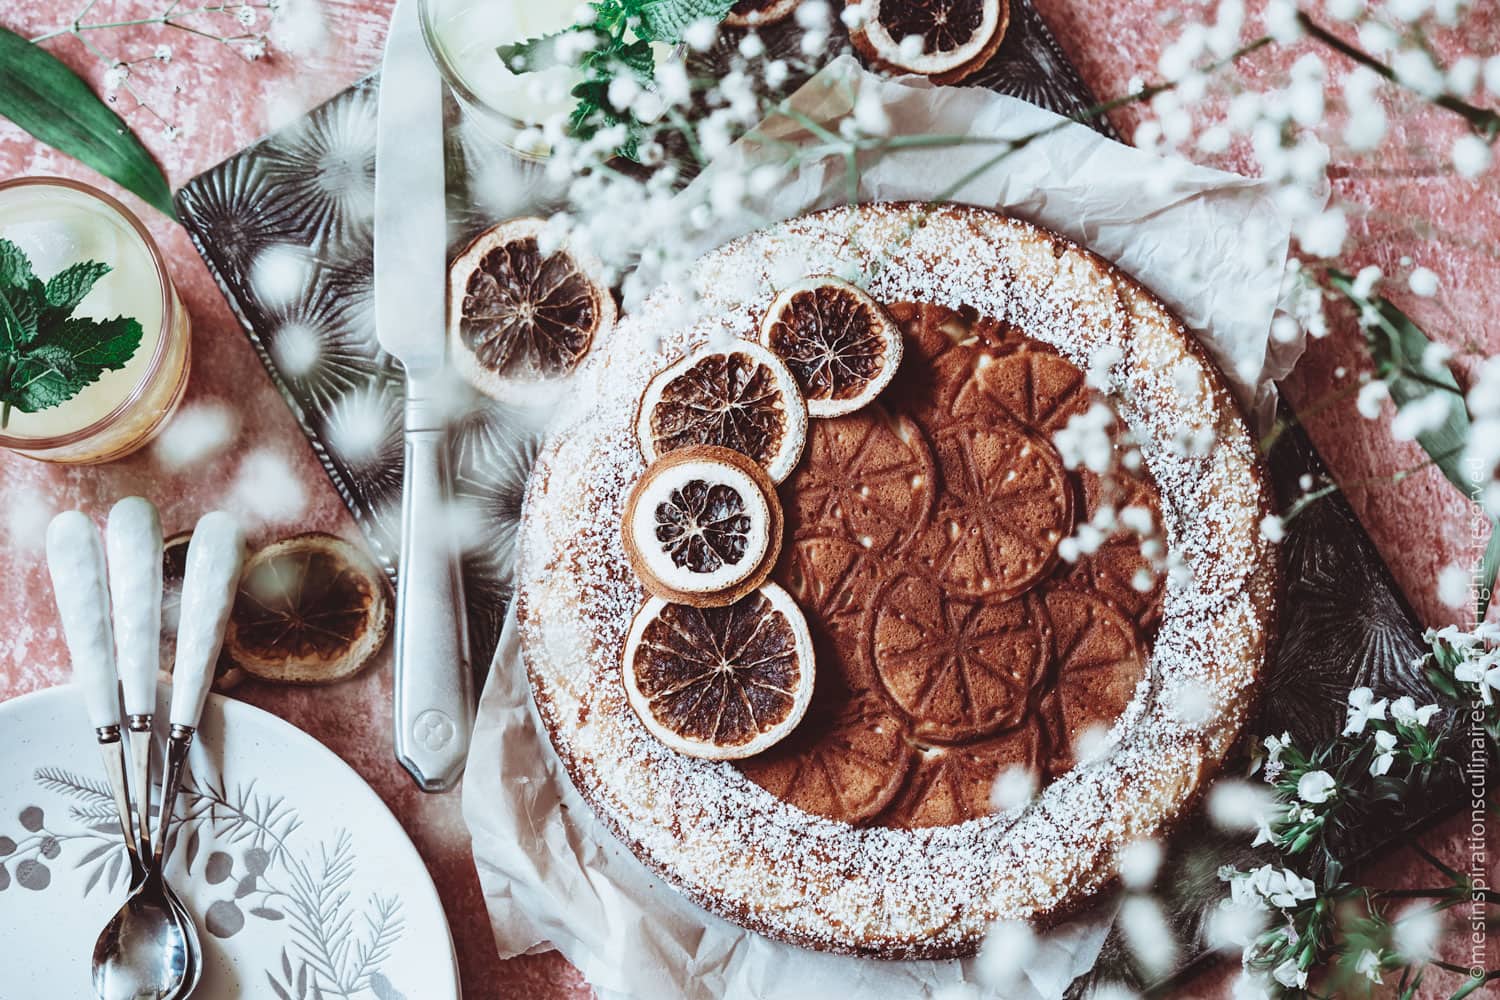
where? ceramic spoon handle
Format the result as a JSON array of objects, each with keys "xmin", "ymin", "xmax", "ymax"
[
  {"xmin": 46, "ymin": 512, "xmax": 144, "ymax": 882},
  {"xmin": 106, "ymin": 497, "xmax": 164, "ymax": 859},
  {"xmin": 155, "ymin": 512, "xmax": 245, "ymax": 866}
]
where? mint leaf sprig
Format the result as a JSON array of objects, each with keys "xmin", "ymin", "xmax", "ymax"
[
  {"xmin": 0, "ymin": 238, "xmax": 144, "ymax": 431},
  {"xmin": 498, "ymin": 0, "xmax": 736, "ymax": 158}
]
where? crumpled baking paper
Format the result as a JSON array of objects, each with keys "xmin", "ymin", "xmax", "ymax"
[{"xmin": 463, "ymin": 56, "xmax": 1297, "ymax": 1000}]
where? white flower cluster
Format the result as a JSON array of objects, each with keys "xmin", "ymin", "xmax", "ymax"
[
  {"xmin": 1224, "ymin": 863, "xmax": 1316, "ymax": 912},
  {"xmin": 1428, "ymin": 622, "xmax": 1500, "ymax": 703}
]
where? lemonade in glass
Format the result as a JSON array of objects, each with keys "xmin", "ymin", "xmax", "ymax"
[{"xmin": 0, "ymin": 178, "xmax": 190, "ymax": 463}]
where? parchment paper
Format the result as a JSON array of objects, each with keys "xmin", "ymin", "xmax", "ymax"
[{"xmin": 463, "ymin": 57, "xmax": 1299, "ymax": 1000}]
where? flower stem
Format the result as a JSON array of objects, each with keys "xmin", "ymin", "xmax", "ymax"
[{"xmin": 1295, "ymin": 11, "xmax": 1500, "ymax": 141}]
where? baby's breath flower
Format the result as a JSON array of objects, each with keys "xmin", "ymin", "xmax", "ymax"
[
  {"xmin": 1486, "ymin": 54, "xmax": 1500, "ymax": 96},
  {"xmin": 1407, "ymin": 266, "xmax": 1440, "ymax": 296},
  {"xmin": 1356, "ymin": 379, "xmax": 1390, "ymax": 419},
  {"xmin": 682, "ymin": 18, "xmax": 719, "ymax": 52},
  {"xmin": 1391, "ymin": 391, "xmax": 1451, "ymax": 441},
  {"xmin": 1437, "ymin": 563, "xmax": 1472, "ymax": 608},
  {"xmin": 1452, "ymin": 134, "xmax": 1494, "ymax": 178},
  {"xmin": 102, "ymin": 62, "xmax": 129, "ymax": 92},
  {"xmin": 1294, "ymin": 206, "xmax": 1348, "ymax": 258}
]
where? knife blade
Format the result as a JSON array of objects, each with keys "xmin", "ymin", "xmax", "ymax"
[{"xmin": 374, "ymin": 0, "xmax": 474, "ymax": 792}]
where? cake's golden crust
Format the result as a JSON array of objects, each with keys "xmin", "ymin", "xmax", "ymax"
[{"xmin": 516, "ymin": 203, "xmax": 1279, "ymax": 958}]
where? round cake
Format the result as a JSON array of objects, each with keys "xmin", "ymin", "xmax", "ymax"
[{"xmin": 516, "ymin": 202, "xmax": 1278, "ymax": 958}]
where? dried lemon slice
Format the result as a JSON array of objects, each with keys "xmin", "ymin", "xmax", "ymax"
[
  {"xmin": 636, "ymin": 339, "xmax": 808, "ymax": 483},
  {"xmin": 622, "ymin": 583, "xmax": 816, "ymax": 760},
  {"xmin": 447, "ymin": 217, "xmax": 616, "ymax": 403},
  {"xmin": 623, "ymin": 445, "xmax": 783, "ymax": 606},
  {"xmin": 726, "ymin": 0, "xmax": 801, "ymax": 27},
  {"xmin": 223, "ymin": 533, "xmax": 392, "ymax": 685},
  {"xmin": 758, "ymin": 276, "xmax": 903, "ymax": 418},
  {"xmin": 848, "ymin": 0, "xmax": 1009, "ymax": 85}
]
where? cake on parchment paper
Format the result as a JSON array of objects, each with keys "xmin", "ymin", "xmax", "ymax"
[{"xmin": 516, "ymin": 202, "xmax": 1278, "ymax": 958}]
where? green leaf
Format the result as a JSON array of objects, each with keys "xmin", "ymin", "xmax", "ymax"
[
  {"xmin": 615, "ymin": 38, "xmax": 657, "ymax": 80},
  {"xmin": 0, "ymin": 28, "xmax": 177, "ymax": 219},
  {"xmin": 44, "ymin": 260, "xmax": 110, "ymax": 313},
  {"xmin": 1328, "ymin": 270, "xmax": 1500, "ymax": 620},
  {"xmin": 49, "ymin": 315, "xmax": 142, "ymax": 370},
  {"xmin": 498, "ymin": 30, "xmax": 576, "ymax": 74},
  {"xmin": 0, "ymin": 239, "xmax": 35, "ymax": 288},
  {"xmin": 0, "ymin": 285, "xmax": 39, "ymax": 347},
  {"xmin": 638, "ymin": 0, "xmax": 736, "ymax": 42},
  {"xmin": 6, "ymin": 315, "xmax": 142, "ymax": 414}
]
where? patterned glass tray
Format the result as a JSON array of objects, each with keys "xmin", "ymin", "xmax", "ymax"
[{"xmin": 174, "ymin": 3, "xmax": 1456, "ymax": 990}]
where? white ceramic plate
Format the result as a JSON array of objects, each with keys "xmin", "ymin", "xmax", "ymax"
[{"xmin": 0, "ymin": 685, "xmax": 458, "ymax": 1000}]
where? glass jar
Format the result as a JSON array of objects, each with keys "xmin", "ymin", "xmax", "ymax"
[
  {"xmin": 419, "ymin": 0, "xmax": 579, "ymax": 157},
  {"xmin": 0, "ymin": 177, "xmax": 191, "ymax": 464},
  {"xmin": 418, "ymin": 0, "xmax": 678, "ymax": 159}
]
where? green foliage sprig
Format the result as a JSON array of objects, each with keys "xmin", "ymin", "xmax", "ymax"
[
  {"xmin": 0, "ymin": 238, "xmax": 144, "ymax": 430},
  {"xmin": 498, "ymin": 0, "xmax": 736, "ymax": 157},
  {"xmin": 1223, "ymin": 626, "xmax": 1500, "ymax": 999}
]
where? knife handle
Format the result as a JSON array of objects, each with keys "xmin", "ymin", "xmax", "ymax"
[{"xmin": 394, "ymin": 382, "xmax": 474, "ymax": 791}]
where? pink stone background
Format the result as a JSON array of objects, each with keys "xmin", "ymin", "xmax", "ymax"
[{"xmin": 0, "ymin": 2, "xmax": 1494, "ymax": 997}]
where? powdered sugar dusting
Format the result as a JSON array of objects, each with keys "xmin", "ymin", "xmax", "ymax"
[{"xmin": 516, "ymin": 204, "xmax": 1276, "ymax": 957}]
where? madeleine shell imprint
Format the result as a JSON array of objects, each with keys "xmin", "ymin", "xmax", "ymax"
[
  {"xmin": 622, "ymin": 582, "xmax": 817, "ymax": 760},
  {"xmin": 635, "ymin": 339, "xmax": 809, "ymax": 484},
  {"xmin": 758, "ymin": 275, "xmax": 904, "ymax": 418},
  {"xmin": 622, "ymin": 445, "xmax": 785, "ymax": 607},
  {"xmin": 447, "ymin": 216, "xmax": 616, "ymax": 403}
]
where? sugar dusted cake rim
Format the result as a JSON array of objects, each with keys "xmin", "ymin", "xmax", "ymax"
[{"xmin": 516, "ymin": 202, "xmax": 1279, "ymax": 958}]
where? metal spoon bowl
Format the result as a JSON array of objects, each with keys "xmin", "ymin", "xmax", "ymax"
[{"xmin": 92, "ymin": 866, "xmax": 200, "ymax": 1000}]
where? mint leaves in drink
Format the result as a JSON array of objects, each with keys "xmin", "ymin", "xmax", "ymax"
[{"xmin": 0, "ymin": 237, "xmax": 143, "ymax": 429}]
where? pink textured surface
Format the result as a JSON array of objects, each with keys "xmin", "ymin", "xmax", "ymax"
[{"xmin": 0, "ymin": 2, "xmax": 1493, "ymax": 997}]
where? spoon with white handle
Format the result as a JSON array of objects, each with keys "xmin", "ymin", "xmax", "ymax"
[
  {"xmin": 155, "ymin": 512, "xmax": 245, "ymax": 870},
  {"xmin": 47, "ymin": 512, "xmax": 198, "ymax": 1000},
  {"xmin": 46, "ymin": 512, "xmax": 139, "ymax": 879},
  {"xmin": 106, "ymin": 497, "xmax": 163, "ymax": 861}
]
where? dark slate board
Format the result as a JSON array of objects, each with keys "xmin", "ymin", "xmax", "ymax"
[{"xmin": 174, "ymin": 3, "xmax": 1455, "ymax": 990}]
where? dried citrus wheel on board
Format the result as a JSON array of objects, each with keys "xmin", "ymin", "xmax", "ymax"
[
  {"xmin": 784, "ymin": 404, "xmax": 935, "ymax": 555},
  {"xmin": 738, "ymin": 691, "xmax": 913, "ymax": 824},
  {"xmin": 1038, "ymin": 588, "xmax": 1147, "ymax": 778},
  {"xmin": 447, "ymin": 217, "xmax": 616, "ymax": 402},
  {"xmin": 726, "ymin": 0, "xmax": 801, "ymax": 27},
  {"xmin": 758, "ymin": 276, "xmax": 904, "ymax": 417},
  {"xmin": 161, "ymin": 531, "xmax": 243, "ymax": 692},
  {"xmin": 622, "ymin": 583, "xmax": 816, "ymax": 760},
  {"xmin": 622, "ymin": 445, "xmax": 783, "ymax": 606},
  {"xmin": 636, "ymin": 339, "xmax": 808, "ymax": 483},
  {"xmin": 848, "ymin": 0, "xmax": 1010, "ymax": 85},
  {"xmin": 223, "ymin": 533, "xmax": 392, "ymax": 685},
  {"xmin": 869, "ymin": 574, "xmax": 1048, "ymax": 742},
  {"xmin": 910, "ymin": 418, "xmax": 1073, "ymax": 598}
]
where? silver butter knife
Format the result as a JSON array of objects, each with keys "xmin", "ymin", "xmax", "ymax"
[{"xmin": 374, "ymin": 0, "xmax": 474, "ymax": 791}]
